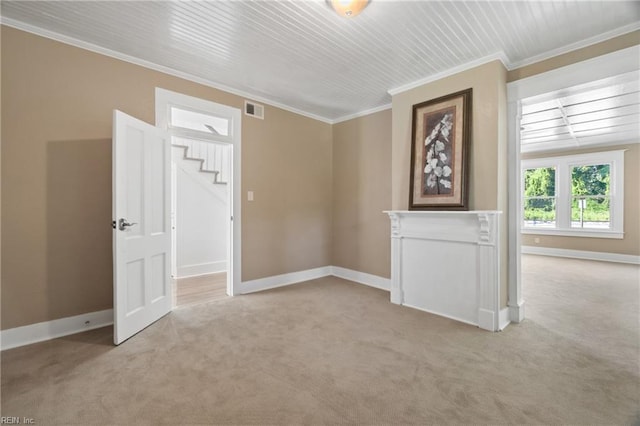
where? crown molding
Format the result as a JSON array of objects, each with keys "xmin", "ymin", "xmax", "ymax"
[
  {"xmin": 506, "ymin": 45, "xmax": 640, "ymax": 102},
  {"xmin": 508, "ymin": 23, "xmax": 640, "ymax": 70},
  {"xmin": 331, "ymin": 103, "xmax": 392, "ymax": 124},
  {"xmin": 0, "ymin": 18, "xmax": 334, "ymax": 124},
  {"xmin": 3, "ymin": 17, "xmax": 638, "ymax": 125},
  {"xmin": 387, "ymin": 25, "xmax": 639, "ymax": 98},
  {"xmin": 387, "ymin": 51, "xmax": 510, "ymax": 96}
]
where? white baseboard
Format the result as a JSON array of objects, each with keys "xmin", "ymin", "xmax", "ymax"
[
  {"xmin": 403, "ymin": 303, "xmax": 479, "ymax": 328},
  {"xmin": 0, "ymin": 265, "xmax": 378, "ymax": 350},
  {"xmin": 509, "ymin": 302, "xmax": 525, "ymax": 323},
  {"xmin": 522, "ymin": 246, "xmax": 640, "ymax": 265},
  {"xmin": 4, "ymin": 264, "xmax": 494, "ymax": 349},
  {"xmin": 1, "ymin": 309, "xmax": 113, "ymax": 351},
  {"xmin": 177, "ymin": 260, "xmax": 227, "ymax": 278},
  {"xmin": 240, "ymin": 266, "xmax": 332, "ymax": 294},
  {"xmin": 331, "ymin": 266, "xmax": 390, "ymax": 291},
  {"xmin": 499, "ymin": 307, "xmax": 511, "ymax": 331}
]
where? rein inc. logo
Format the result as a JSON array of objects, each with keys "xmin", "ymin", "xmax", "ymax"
[{"xmin": 0, "ymin": 418, "xmax": 35, "ymax": 424}]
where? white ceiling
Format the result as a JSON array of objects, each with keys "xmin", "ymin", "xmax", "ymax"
[
  {"xmin": 520, "ymin": 71, "xmax": 640, "ymax": 152},
  {"xmin": 520, "ymin": 70, "xmax": 640, "ymax": 153},
  {"xmin": 1, "ymin": 1, "xmax": 639, "ymax": 123}
]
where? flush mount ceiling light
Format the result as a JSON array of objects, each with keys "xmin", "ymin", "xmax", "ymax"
[{"xmin": 328, "ymin": 0, "xmax": 371, "ymax": 18}]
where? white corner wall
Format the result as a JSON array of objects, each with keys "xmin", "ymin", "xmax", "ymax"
[{"xmin": 176, "ymin": 162, "xmax": 228, "ymax": 278}]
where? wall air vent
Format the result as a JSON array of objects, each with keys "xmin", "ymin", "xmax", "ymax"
[{"xmin": 244, "ymin": 100, "xmax": 264, "ymax": 120}]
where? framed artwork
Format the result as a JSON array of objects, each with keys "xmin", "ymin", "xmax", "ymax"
[{"xmin": 409, "ymin": 88, "xmax": 472, "ymax": 210}]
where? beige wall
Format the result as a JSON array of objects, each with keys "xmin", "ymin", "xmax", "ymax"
[
  {"xmin": 521, "ymin": 144, "xmax": 640, "ymax": 256},
  {"xmin": 507, "ymin": 30, "xmax": 640, "ymax": 82},
  {"xmin": 391, "ymin": 60, "xmax": 508, "ymax": 212},
  {"xmin": 332, "ymin": 109, "xmax": 392, "ymax": 278},
  {"xmin": 1, "ymin": 26, "xmax": 332, "ymax": 329},
  {"xmin": 391, "ymin": 60, "xmax": 509, "ymax": 306},
  {"xmin": 2, "ymin": 24, "xmax": 637, "ymax": 331}
]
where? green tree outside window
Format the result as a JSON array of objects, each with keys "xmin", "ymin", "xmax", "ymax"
[{"xmin": 571, "ymin": 164, "xmax": 610, "ymax": 227}]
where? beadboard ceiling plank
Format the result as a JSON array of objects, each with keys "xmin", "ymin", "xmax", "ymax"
[{"xmin": 1, "ymin": 0, "xmax": 638, "ymax": 121}]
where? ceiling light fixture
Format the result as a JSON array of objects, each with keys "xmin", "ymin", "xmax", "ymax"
[{"xmin": 328, "ymin": 0, "xmax": 370, "ymax": 18}]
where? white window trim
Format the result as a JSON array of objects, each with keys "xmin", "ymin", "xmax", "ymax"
[
  {"xmin": 521, "ymin": 150, "xmax": 625, "ymax": 239},
  {"xmin": 168, "ymin": 104, "xmax": 233, "ymax": 143},
  {"xmin": 156, "ymin": 91, "xmax": 236, "ymax": 144}
]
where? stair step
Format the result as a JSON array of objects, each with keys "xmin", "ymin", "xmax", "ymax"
[
  {"xmin": 173, "ymin": 143, "xmax": 228, "ymax": 185},
  {"xmin": 184, "ymin": 156, "xmax": 204, "ymax": 164}
]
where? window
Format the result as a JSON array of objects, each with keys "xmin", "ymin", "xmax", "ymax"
[
  {"xmin": 571, "ymin": 164, "xmax": 610, "ymax": 229},
  {"xmin": 521, "ymin": 150, "xmax": 624, "ymax": 238},
  {"xmin": 170, "ymin": 106, "xmax": 230, "ymax": 136},
  {"xmin": 523, "ymin": 167, "xmax": 556, "ymax": 228}
]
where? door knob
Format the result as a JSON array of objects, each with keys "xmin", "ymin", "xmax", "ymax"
[{"xmin": 118, "ymin": 218, "xmax": 138, "ymax": 231}]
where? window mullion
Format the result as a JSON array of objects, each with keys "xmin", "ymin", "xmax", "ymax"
[
  {"xmin": 610, "ymin": 151, "xmax": 624, "ymax": 232},
  {"xmin": 556, "ymin": 162, "xmax": 571, "ymax": 229}
]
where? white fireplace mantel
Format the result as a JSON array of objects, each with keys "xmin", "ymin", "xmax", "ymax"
[{"xmin": 384, "ymin": 210, "xmax": 505, "ymax": 331}]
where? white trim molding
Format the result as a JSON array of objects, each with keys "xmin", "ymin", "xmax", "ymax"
[
  {"xmin": 241, "ymin": 266, "xmax": 390, "ymax": 295},
  {"xmin": 1, "ymin": 17, "xmax": 333, "ymax": 124},
  {"xmin": 499, "ymin": 308, "xmax": 511, "ymax": 331},
  {"xmin": 177, "ymin": 261, "xmax": 227, "ymax": 278},
  {"xmin": 3, "ymin": 18, "xmax": 638, "ymax": 125},
  {"xmin": 240, "ymin": 266, "xmax": 332, "ymax": 294},
  {"xmin": 508, "ymin": 22, "xmax": 640, "ymax": 70},
  {"xmin": 332, "ymin": 104, "xmax": 392, "ymax": 124},
  {"xmin": 331, "ymin": 266, "xmax": 390, "ymax": 291},
  {"xmin": 388, "ymin": 52, "xmax": 509, "ymax": 96},
  {"xmin": 1, "ymin": 309, "xmax": 113, "ymax": 351},
  {"xmin": 522, "ymin": 246, "xmax": 640, "ymax": 265},
  {"xmin": 2, "ymin": 261, "xmax": 504, "ymax": 350},
  {"xmin": 507, "ymin": 45, "xmax": 640, "ymax": 103},
  {"xmin": 156, "ymin": 87, "xmax": 242, "ymax": 298}
]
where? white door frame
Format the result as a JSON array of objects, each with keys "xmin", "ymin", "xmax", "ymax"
[
  {"xmin": 155, "ymin": 88, "xmax": 242, "ymax": 297},
  {"xmin": 506, "ymin": 45, "xmax": 640, "ymax": 323}
]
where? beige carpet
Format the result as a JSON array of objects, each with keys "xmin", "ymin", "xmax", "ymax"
[{"xmin": 1, "ymin": 255, "xmax": 638, "ymax": 425}]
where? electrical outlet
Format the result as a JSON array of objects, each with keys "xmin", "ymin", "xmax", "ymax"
[{"xmin": 248, "ymin": 191, "xmax": 254, "ymax": 201}]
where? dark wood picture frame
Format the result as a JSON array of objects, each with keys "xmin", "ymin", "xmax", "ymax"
[{"xmin": 409, "ymin": 88, "xmax": 472, "ymax": 210}]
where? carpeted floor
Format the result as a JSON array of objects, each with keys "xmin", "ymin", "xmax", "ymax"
[{"xmin": 1, "ymin": 255, "xmax": 638, "ymax": 425}]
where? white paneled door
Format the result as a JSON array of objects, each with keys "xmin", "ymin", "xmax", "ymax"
[{"xmin": 113, "ymin": 110, "xmax": 171, "ymax": 345}]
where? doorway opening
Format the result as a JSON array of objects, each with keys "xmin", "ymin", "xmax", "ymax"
[
  {"xmin": 156, "ymin": 88, "xmax": 242, "ymax": 307},
  {"xmin": 506, "ymin": 45, "xmax": 638, "ymax": 324}
]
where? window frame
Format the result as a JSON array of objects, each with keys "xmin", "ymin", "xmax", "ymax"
[{"xmin": 521, "ymin": 150, "xmax": 624, "ymax": 239}]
